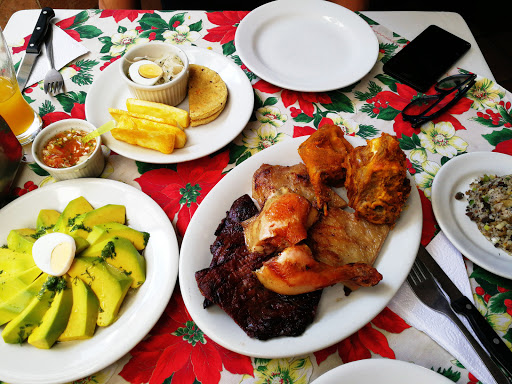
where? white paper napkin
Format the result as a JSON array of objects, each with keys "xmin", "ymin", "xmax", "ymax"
[
  {"xmin": 24, "ymin": 24, "xmax": 89, "ymax": 87},
  {"xmin": 388, "ymin": 232, "xmax": 497, "ymax": 384}
]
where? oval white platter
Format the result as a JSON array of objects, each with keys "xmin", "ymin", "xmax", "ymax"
[{"xmin": 179, "ymin": 136, "xmax": 422, "ymax": 358}]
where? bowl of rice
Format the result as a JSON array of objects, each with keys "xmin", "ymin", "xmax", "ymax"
[
  {"xmin": 119, "ymin": 42, "xmax": 189, "ymax": 106},
  {"xmin": 465, "ymin": 174, "xmax": 512, "ymax": 255}
]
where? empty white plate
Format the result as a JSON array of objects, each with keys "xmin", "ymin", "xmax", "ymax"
[{"xmin": 235, "ymin": 0, "xmax": 379, "ymax": 92}]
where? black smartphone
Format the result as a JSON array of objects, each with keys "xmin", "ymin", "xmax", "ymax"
[{"xmin": 383, "ymin": 25, "xmax": 471, "ymax": 93}]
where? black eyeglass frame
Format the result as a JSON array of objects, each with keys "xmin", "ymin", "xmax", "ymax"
[{"xmin": 402, "ymin": 73, "xmax": 477, "ymax": 128}]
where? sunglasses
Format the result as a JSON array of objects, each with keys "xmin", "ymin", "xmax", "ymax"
[{"xmin": 401, "ymin": 73, "xmax": 477, "ymax": 128}]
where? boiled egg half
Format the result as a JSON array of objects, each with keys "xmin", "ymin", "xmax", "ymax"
[
  {"xmin": 128, "ymin": 60, "xmax": 163, "ymax": 86},
  {"xmin": 32, "ymin": 232, "xmax": 76, "ymax": 276}
]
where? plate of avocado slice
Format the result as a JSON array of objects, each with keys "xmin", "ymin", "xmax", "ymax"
[{"xmin": 0, "ymin": 178, "xmax": 179, "ymax": 384}]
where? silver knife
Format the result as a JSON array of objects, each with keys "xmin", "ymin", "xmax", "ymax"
[
  {"xmin": 417, "ymin": 244, "xmax": 512, "ymax": 378},
  {"xmin": 16, "ymin": 7, "xmax": 55, "ymax": 90}
]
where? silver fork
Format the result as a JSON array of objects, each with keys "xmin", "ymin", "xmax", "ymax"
[
  {"xmin": 407, "ymin": 258, "xmax": 510, "ymax": 384},
  {"xmin": 43, "ymin": 25, "xmax": 64, "ymax": 94}
]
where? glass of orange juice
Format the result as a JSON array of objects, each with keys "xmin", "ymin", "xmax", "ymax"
[{"xmin": 0, "ymin": 27, "xmax": 42, "ymax": 145}]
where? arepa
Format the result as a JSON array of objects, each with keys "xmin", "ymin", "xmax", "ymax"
[{"xmin": 188, "ymin": 64, "xmax": 228, "ymax": 124}]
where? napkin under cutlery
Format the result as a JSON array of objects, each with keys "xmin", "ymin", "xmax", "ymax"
[
  {"xmin": 388, "ymin": 232, "xmax": 497, "ymax": 384},
  {"xmin": 23, "ymin": 23, "xmax": 89, "ymax": 89}
]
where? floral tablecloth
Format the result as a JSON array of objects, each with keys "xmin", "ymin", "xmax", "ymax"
[{"xmin": 3, "ymin": 9, "xmax": 512, "ymax": 384}]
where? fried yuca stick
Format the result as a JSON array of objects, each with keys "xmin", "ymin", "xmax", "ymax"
[
  {"xmin": 109, "ymin": 108, "xmax": 176, "ymax": 128},
  {"xmin": 108, "ymin": 109, "xmax": 187, "ymax": 148},
  {"xmin": 112, "ymin": 116, "xmax": 176, "ymax": 154},
  {"xmin": 126, "ymin": 98, "xmax": 190, "ymax": 128}
]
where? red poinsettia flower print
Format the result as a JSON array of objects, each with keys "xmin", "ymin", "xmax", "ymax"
[
  {"xmin": 11, "ymin": 35, "xmax": 30, "ymax": 54},
  {"xmin": 204, "ymin": 11, "xmax": 250, "ymax": 45},
  {"xmin": 314, "ymin": 307, "xmax": 410, "ymax": 365},
  {"xmin": 55, "ymin": 16, "xmax": 82, "ymax": 41},
  {"xmin": 493, "ymin": 138, "xmax": 512, "ymax": 155},
  {"xmin": 41, "ymin": 103, "xmax": 85, "ymax": 127},
  {"xmin": 55, "ymin": 15, "xmax": 75, "ymax": 30},
  {"xmin": 419, "ymin": 188, "xmax": 438, "ymax": 245},
  {"xmin": 99, "ymin": 9, "xmax": 152, "ymax": 22},
  {"xmin": 119, "ymin": 288, "xmax": 253, "ymax": 384},
  {"xmin": 253, "ymin": 79, "xmax": 331, "ymax": 118},
  {"xmin": 293, "ymin": 125, "xmax": 317, "ymax": 138},
  {"xmin": 135, "ymin": 151, "xmax": 230, "ymax": 237}
]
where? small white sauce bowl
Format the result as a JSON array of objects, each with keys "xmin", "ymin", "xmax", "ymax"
[
  {"xmin": 119, "ymin": 42, "xmax": 189, "ymax": 106},
  {"xmin": 32, "ymin": 119, "xmax": 105, "ymax": 181}
]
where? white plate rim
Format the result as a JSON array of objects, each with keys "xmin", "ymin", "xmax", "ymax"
[
  {"xmin": 179, "ymin": 136, "xmax": 422, "ymax": 358},
  {"xmin": 431, "ymin": 152, "xmax": 512, "ymax": 278},
  {"xmin": 0, "ymin": 178, "xmax": 179, "ymax": 384},
  {"xmin": 311, "ymin": 359, "xmax": 454, "ymax": 384},
  {"xmin": 234, "ymin": 0, "xmax": 379, "ymax": 92},
  {"xmin": 85, "ymin": 46, "xmax": 254, "ymax": 164}
]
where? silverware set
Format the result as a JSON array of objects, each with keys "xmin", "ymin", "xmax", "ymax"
[
  {"xmin": 408, "ymin": 245, "xmax": 512, "ymax": 384},
  {"xmin": 16, "ymin": 7, "xmax": 64, "ymax": 95}
]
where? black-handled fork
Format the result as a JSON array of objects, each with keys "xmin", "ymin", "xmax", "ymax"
[{"xmin": 407, "ymin": 258, "xmax": 510, "ymax": 384}]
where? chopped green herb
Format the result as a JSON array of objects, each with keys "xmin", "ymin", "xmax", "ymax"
[
  {"xmin": 37, "ymin": 276, "xmax": 67, "ymax": 299},
  {"xmin": 67, "ymin": 214, "xmax": 81, "ymax": 227},
  {"xmin": 142, "ymin": 232, "xmax": 150, "ymax": 247},
  {"xmin": 30, "ymin": 228, "xmax": 48, "ymax": 239},
  {"xmin": 101, "ymin": 241, "xmax": 116, "ymax": 260},
  {"xmin": 71, "ymin": 223, "xmax": 91, "ymax": 233}
]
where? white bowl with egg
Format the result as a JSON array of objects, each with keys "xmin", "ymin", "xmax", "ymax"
[
  {"xmin": 119, "ymin": 42, "xmax": 189, "ymax": 106},
  {"xmin": 32, "ymin": 119, "xmax": 105, "ymax": 181}
]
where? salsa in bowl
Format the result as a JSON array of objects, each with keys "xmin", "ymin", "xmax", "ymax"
[{"xmin": 32, "ymin": 119, "xmax": 105, "ymax": 180}]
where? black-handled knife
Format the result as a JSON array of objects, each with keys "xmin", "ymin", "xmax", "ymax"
[
  {"xmin": 417, "ymin": 244, "xmax": 512, "ymax": 378},
  {"xmin": 16, "ymin": 7, "xmax": 55, "ymax": 90}
]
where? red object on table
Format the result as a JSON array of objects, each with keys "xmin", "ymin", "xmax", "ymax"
[{"xmin": 0, "ymin": 115, "xmax": 23, "ymax": 206}]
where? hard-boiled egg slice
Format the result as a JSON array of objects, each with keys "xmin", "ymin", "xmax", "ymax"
[
  {"xmin": 128, "ymin": 60, "xmax": 163, "ymax": 86},
  {"xmin": 32, "ymin": 232, "xmax": 76, "ymax": 276}
]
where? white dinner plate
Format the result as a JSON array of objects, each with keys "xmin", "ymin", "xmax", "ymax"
[
  {"xmin": 179, "ymin": 136, "xmax": 422, "ymax": 358},
  {"xmin": 0, "ymin": 179, "xmax": 179, "ymax": 384},
  {"xmin": 431, "ymin": 152, "xmax": 512, "ymax": 278},
  {"xmin": 234, "ymin": 0, "xmax": 379, "ymax": 92},
  {"xmin": 85, "ymin": 47, "xmax": 254, "ymax": 164},
  {"xmin": 312, "ymin": 359, "xmax": 454, "ymax": 384}
]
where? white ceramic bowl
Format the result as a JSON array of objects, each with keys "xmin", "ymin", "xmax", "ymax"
[
  {"xmin": 119, "ymin": 42, "xmax": 189, "ymax": 106},
  {"xmin": 32, "ymin": 119, "xmax": 105, "ymax": 181}
]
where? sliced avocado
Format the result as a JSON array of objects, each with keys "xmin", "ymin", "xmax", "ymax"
[
  {"xmin": 67, "ymin": 257, "xmax": 132, "ymax": 327},
  {"xmin": 36, "ymin": 209, "xmax": 61, "ymax": 232},
  {"xmin": 53, "ymin": 196, "xmax": 94, "ymax": 234},
  {"xmin": 28, "ymin": 276, "xmax": 73, "ymax": 349},
  {"xmin": 6, "ymin": 228, "xmax": 37, "ymax": 254},
  {"xmin": 71, "ymin": 236, "xmax": 89, "ymax": 254},
  {"xmin": 58, "ymin": 276, "xmax": 99, "ymax": 341},
  {"xmin": 0, "ymin": 273, "xmax": 49, "ymax": 326},
  {"xmin": 0, "ymin": 248, "xmax": 36, "ymax": 277},
  {"xmin": 86, "ymin": 223, "xmax": 149, "ymax": 251},
  {"xmin": 68, "ymin": 204, "xmax": 126, "ymax": 239},
  {"xmin": 80, "ymin": 236, "xmax": 146, "ymax": 288},
  {"xmin": 0, "ymin": 266, "xmax": 42, "ymax": 302},
  {"xmin": 1, "ymin": 275, "xmax": 60, "ymax": 343}
]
